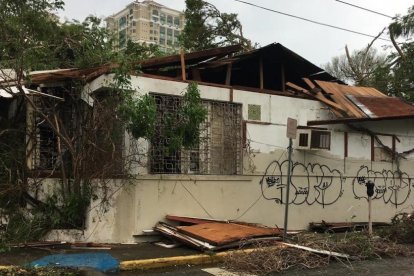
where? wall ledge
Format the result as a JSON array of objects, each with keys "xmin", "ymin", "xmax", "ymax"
[{"xmin": 134, "ymin": 174, "xmax": 253, "ymax": 182}]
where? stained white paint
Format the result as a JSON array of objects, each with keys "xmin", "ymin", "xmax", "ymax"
[{"xmin": 40, "ymin": 76, "xmax": 414, "ymax": 243}]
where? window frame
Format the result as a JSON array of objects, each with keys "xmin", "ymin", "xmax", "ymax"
[{"xmin": 310, "ymin": 130, "xmax": 331, "ymax": 150}]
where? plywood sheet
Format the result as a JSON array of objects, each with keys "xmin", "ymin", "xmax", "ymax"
[{"xmin": 178, "ymin": 222, "xmax": 281, "ymax": 246}]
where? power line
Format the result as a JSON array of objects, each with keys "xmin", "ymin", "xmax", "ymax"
[
  {"xmin": 334, "ymin": 0, "xmax": 393, "ymax": 19},
  {"xmin": 232, "ymin": 0, "xmax": 392, "ymax": 42}
]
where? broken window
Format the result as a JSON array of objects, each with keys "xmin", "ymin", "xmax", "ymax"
[{"xmin": 149, "ymin": 93, "xmax": 242, "ymax": 175}]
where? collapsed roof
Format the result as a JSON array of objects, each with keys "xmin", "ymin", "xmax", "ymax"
[{"xmin": 26, "ymin": 43, "xmax": 414, "ymax": 124}]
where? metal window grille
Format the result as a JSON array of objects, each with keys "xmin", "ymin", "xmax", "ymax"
[{"xmin": 149, "ymin": 93, "xmax": 242, "ymax": 175}]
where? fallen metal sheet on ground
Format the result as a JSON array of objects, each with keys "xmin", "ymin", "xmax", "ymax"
[
  {"xmin": 154, "ymin": 220, "xmax": 282, "ymax": 251},
  {"xmin": 178, "ymin": 222, "xmax": 281, "ymax": 246},
  {"xmin": 154, "ymin": 222, "xmax": 217, "ymax": 251},
  {"xmin": 30, "ymin": 252, "xmax": 119, "ymax": 273},
  {"xmin": 310, "ymin": 221, "xmax": 391, "ymax": 233}
]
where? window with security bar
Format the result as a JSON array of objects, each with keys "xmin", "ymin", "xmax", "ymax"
[
  {"xmin": 149, "ymin": 93, "xmax": 242, "ymax": 175},
  {"xmin": 310, "ymin": 130, "xmax": 331, "ymax": 150}
]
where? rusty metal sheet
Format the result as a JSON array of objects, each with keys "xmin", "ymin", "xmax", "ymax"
[
  {"xmin": 178, "ymin": 222, "xmax": 281, "ymax": 246},
  {"xmin": 166, "ymin": 215, "xmax": 223, "ymax": 225},
  {"xmin": 353, "ymin": 96, "xmax": 414, "ymax": 117}
]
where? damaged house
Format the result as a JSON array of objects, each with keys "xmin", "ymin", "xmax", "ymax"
[{"xmin": 2, "ymin": 43, "xmax": 414, "ymax": 243}]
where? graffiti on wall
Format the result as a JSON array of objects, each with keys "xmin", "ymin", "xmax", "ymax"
[
  {"xmin": 259, "ymin": 160, "xmax": 344, "ymax": 208},
  {"xmin": 260, "ymin": 160, "xmax": 413, "ymax": 208},
  {"xmin": 352, "ymin": 166, "xmax": 412, "ymax": 207}
]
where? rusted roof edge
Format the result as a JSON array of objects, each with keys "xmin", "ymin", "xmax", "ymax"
[{"xmin": 307, "ymin": 114, "xmax": 414, "ymax": 126}]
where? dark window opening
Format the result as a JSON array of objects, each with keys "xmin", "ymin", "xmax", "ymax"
[
  {"xmin": 298, "ymin": 133, "xmax": 309, "ymax": 147},
  {"xmin": 310, "ymin": 130, "xmax": 330, "ymax": 150}
]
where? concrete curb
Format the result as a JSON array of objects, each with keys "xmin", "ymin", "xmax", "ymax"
[
  {"xmin": 0, "ymin": 265, "xmax": 15, "ymax": 271},
  {"xmin": 0, "ymin": 245, "xmax": 284, "ymax": 272},
  {"xmin": 120, "ymin": 245, "xmax": 283, "ymax": 271}
]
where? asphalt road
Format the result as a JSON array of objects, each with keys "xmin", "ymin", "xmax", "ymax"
[{"xmin": 124, "ymin": 256, "xmax": 414, "ymax": 275}]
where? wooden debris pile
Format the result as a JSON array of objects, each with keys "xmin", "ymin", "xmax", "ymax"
[
  {"xmin": 223, "ymin": 242, "xmax": 330, "ymax": 274},
  {"xmin": 154, "ymin": 215, "xmax": 284, "ymax": 251}
]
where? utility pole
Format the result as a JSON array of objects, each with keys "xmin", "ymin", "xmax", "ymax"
[
  {"xmin": 366, "ymin": 180, "xmax": 375, "ymax": 236},
  {"xmin": 283, "ymin": 118, "xmax": 297, "ymax": 241}
]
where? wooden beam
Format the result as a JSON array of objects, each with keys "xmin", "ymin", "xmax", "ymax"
[
  {"xmin": 315, "ymin": 80, "xmax": 366, "ymax": 118},
  {"xmin": 285, "ymin": 82, "xmax": 348, "ymax": 115},
  {"xmin": 140, "ymin": 44, "xmax": 242, "ymax": 69},
  {"xmin": 303, "ymin": 78, "xmax": 316, "ymax": 89},
  {"xmin": 180, "ymin": 50, "xmax": 186, "ymax": 81},
  {"xmin": 259, "ymin": 57, "xmax": 264, "ymax": 89},
  {"xmin": 225, "ymin": 63, "xmax": 232, "ymax": 85}
]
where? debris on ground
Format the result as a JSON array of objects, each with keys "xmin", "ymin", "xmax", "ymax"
[
  {"xmin": 154, "ymin": 215, "xmax": 286, "ymax": 251},
  {"xmin": 379, "ymin": 212, "xmax": 414, "ymax": 243},
  {"xmin": 224, "ymin": 231, "xmax": 413, "ymax": 275},
  {"xmin": 0, "ymin": 266, "xmax": 81, "ymax": 276},
  {"xmin": 309, "ymin": 221, "xmax": 390, "ymax": 233},
  {"xmin": 224, "ymin": 241, "xmax": 330, "ymax": 275},
  {"xmin": 296, "ymin": 232, "xmax": 412, "ymax": 259}
]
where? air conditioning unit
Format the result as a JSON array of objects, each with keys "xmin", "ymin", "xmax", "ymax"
[
  {"xmin": 296, "ymin": 130, "xmax": 312, "ymax": 150},
  {"xmin": 295, "ymin": 129, "xmax": 331, "ymax": 151}
]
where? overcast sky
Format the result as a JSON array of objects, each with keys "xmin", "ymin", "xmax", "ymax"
[{"xmin": 58, "ymin": 0, "xmax": 413, "ymax": 66}]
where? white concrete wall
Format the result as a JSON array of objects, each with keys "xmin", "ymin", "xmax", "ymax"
[{"xmin": 62, "ymin": 76, "xmax": 414, "ymax": 243}]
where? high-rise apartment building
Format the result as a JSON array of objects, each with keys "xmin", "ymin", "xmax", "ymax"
[{"xmin": 106, "ymin": 0, "xmax": 185, "ymax": 52}]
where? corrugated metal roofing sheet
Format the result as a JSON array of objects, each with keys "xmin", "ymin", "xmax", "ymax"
[
  {"xmin": 353, "ymin": 96, "xmax": 414, "ymax": 118},
  {"xmin": 177, "ymin": 222, "xmax": 281, "ymax": 246}
]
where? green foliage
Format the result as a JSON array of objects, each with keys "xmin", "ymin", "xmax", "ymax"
[
  {"xmin": 54, "ymin": 16, "xmax": 115, "ymax": 69},
  {"xmin": 389, "ymin": 6, "xmax": 414, "ymax": 39},
  {"xmin": 121, "ymin": 83, "xmax": 207, "ymax": 152},
  {"xmin": 178, "ymin": 82, "xmax": 208, "ymax": 149},
  {"xmin": 181, "ymin": 0, "xmax": 255, "ymax": 51},
  {"xmin": 119, "ymin": 93, "xmax": 158, "ymax": 140},
  {"xmin": 0, "ymin": 0, "xmax": 161, "ymax": 72},
  {"xmin": 0, "ymin": 0, "xmax": 164, "ymax": 247},
  {"xmin": 0, "ymin": 0, "xmax": 64, "ymax": 71},
  {"xmin": 161, "ymin": 83, "xmax": 208, "ymax": 151}
]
